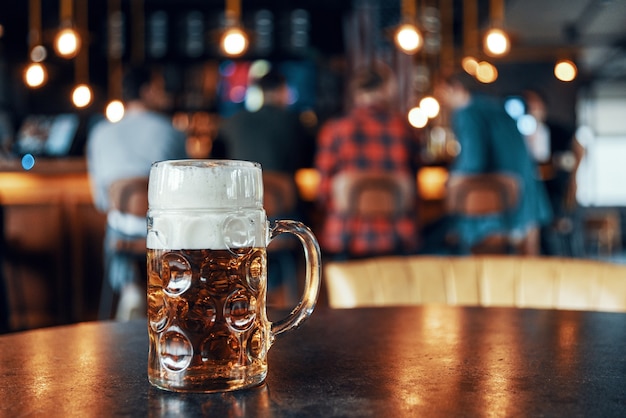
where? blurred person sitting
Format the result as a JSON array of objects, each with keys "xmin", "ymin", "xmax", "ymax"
[
  {"xmin": 523, "ymin": 89, "xmax": 585, "ymax": 257},
  {"xmin": 314, "ymin": 64, "xmax": 422, "ymax": 260},
  {"xmin": 217, "ymin": 68, "xmax": 311, "ymax": 177},
  {"xmin": 87, "ymin": 66, "xmax": 187, "ymax": 320},
  {"xmin": 434, "ymin": 72, "xmax": 552, "ymax": 255}
]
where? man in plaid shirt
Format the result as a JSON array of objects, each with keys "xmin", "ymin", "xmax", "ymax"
[{"xmin": 314, "ymin": 64, "xmax": 422, "ymax": 259}]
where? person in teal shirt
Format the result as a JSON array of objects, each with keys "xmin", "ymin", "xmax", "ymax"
[{"xmin": 435, "ymin": 73, "xmax": 553, "ymax": 254}]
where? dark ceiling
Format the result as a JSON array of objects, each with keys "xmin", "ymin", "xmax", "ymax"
[
  {"xmin": 0, "ymin": 0, "xmax": 624, "ymax": 119},
  {"xmin": 504, "ymin": 0, "xmax": 626, "ymax": 80},
  {"xmin": 1, "ymin": 0, "xmax": 625, "ymax": 80}
]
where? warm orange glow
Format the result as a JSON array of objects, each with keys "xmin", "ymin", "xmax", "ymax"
[
  {"xmin": 105, "ymin": 100, "xmax": 125, "ymax": 122},
  {"xmin": 54, "ymin": 27, "xmax": 81, "ymax": 58},
  {"xmin": 554, "ymin": 60, "xmax": 577, "ymax": 82},
  {"xmin": 475, "ymin": 61, "xmax": 498, "ymax": 83},
  {"xmin": 221, "ymin": 27, "xmax": 248, "ymax": 57},
  {"xmin": 419, "ymin": 96, "xmax": 440, "ymax": 119},
  {"xmin": 417, "ymin": 167, "xmax": 448, "ymax": 200},
  {"xmin": 395, "ymin": 23, "xmax": 422, "ymax": 55},
  {"xmin": 294, "ymin": 168, "xmax": 321, "ymax": 202},
  {"xmin": 462, "ymin": 56, "xmax": 479, "ymax": 75},
  {"xmin": 483, "ymin": 28, "xmax": 510, "ymax": 56},
  {"xmin": 24, "ymin": 62, "xmax": 47, "ymax": 88},
  {"xmin": 408, "ymin": 107, "xmax": 428, "ymax": 128},
  {"xmin": 72, "ymin": 84, "xmax": 93, "ymax": 108}
]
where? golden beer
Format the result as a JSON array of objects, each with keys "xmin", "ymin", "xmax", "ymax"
[{"xmin": 147, "ymin": 247, "xmax": 270, "ymax": 392}]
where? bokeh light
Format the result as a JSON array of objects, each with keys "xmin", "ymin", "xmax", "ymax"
[
  {"xmin": 54, "ymin": 27, "xmax": 81, "ymax": 58},
  {"xmin": 105, "ymin": 100, "xmax": 125, "ymax": 122},
  {"xmin": 24, "ymin": 62, "xmax": 47, "ymax": 88},
  {"xmin": 554, "ymin": 60, "xmax": 577, "ymax": 82},
  {"xmin": 72, "ymin": 84, "xmax": 93, "ymax": 108},
  {"xmin": 22, "ymin": 154, "xmax": 35, "ymax": 170},
  {"xmin": 419, "ymin": 96, "xmax": 440, "ymax": 119},
  {"xmin": 475, "ymin": 61, "xmax": 498, "ymax": 83},
  {"xmin": 395, "ymin": 24, "xmax": 422, "ymax": 55},
  {"xmin": 484, "ymin": 28, "xmax": 510, "ymax": 56},
  {"xmin": 504, "ymin": 96, "xmax": 525, "ymax": 120},
  {"xmin": 30, "ymin": 45, "xmax": 47, "ymax": 62},
  {"xmin": 517, "ymin": 114, "xmax": 537, "ymax": 136},
  {"xmin": 462, "ymin": 56, "xmax": 479, "ymax": 75},
  {"xmin": 408, "ymin": 107, "xmax": 428, "ymax": 128},
  {"xmin": 221, "ymin": 27, "xmax": 248, "ymax": 57}
]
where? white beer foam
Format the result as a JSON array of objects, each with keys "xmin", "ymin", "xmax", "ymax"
[
  {"xmin": 147, "ymin": 160, "xmax": 266, "ymax": 250},
  {"xmin": 147, "ymin": 211, "xmax": 266, "ymax": 250},
  {"xmin": 148, "ymin": 160, "xmax": 263, "ymax": 210}
]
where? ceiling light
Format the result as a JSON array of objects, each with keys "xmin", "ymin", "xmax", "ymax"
[
  {"xmin": 395, "ymin": 23, "xmax": 422, "ymax": 55},
  {"xmin": 55, "ymin": 26, "xmax": 81, "ymax": 58},
  {"xmin": 554, "ymin": 59, "xmax": 577, "ymax": 82},
  {"xmin": 395, "ymin": 0, "xmax": 422, "ymax": 55},
  {"xmin": 483, "ymin": 28, "xmax": 509, "ymax": 56},
  {"xmin": 25, "ymin": 0, "xmax": 47, "ymax": 88},
  {"xmin": 105, "ymin": 100, "xmax": 125, "ymax": 122},
  {"xmin": 72, "ymin": 84, "xmax": 93, "ymax": 108},
  {"xmin": 221, "ymin": 26, "xmax": 248, "ymax": 57},
  {"xmin": 24, "ymin": 62, "xmax": 47, "ymax": 88},
  {"xmin": 221, "ymin": 0, "xmax": 249, "ymax": 57},
  {"xmin": 483, "ymin": 0, "xmax": 510, "ymax": 57}
]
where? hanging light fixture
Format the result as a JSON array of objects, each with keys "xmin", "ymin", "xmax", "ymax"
[
  {"xmin": 72, "ymin": 84, "xmax": 93, "ymax": 108},
  {"xmin": 54, "ymin": 0, "xmax": 81, "ymax": 59},
  {"xmin": 24, "ymin": 62, "xmax": 47, "ymax": 88},
  {"xmin": 106, "ymin": 0, "xmax": 125, "ymax": 121},
  {"xmin": 24, "ymin": 0, "xmax": 48, "ymax": 88},
  {"xmin": 220, "ymin": 0, "xmax": 249, "ymax": 57},
  {"xmin": 484, "ymin": 28, "xmax": 509, "ymax": 56},
  {"xmin": 395, "ymin": 0, "xmax": 423, "ymax": 55},
  {"xmin": 71, "ymin": 0, "xmax": 92, "ymax": 108},
  {"xmin": 483, "ymin": 0, "xmax": 510, "ymax": 57},
  {"xmin": 554, "ymin": 59, "xmax": 577, "ymax": 82},
  {"xmin": 461, "ymin": 0, "xmax": 479, "ymax": 75}
]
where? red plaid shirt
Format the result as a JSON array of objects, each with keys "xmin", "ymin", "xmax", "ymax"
[{"xmin": 314, "ymin": 106, "xmax": 422, "ymax": 257}]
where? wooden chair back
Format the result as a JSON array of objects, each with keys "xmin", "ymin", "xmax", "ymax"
[
  {"xmin": 108, "ymin": 177, "xmax": 149, "ymax": 218},
  {"xmin": 332, "ymin": 170, "xmax": 416, "ymax": 218},
  {"xmin": 446, "ymin": 173, "xmax": 519, "ymax": 216},
  {"xmin": 445, "ymin": 173, "xmax": 520, "ymax": 254}
]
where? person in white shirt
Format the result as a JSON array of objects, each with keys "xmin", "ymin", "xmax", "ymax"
[{"xmin": 87, "ymin": 66, "xmax": 187, "ymax": 320}]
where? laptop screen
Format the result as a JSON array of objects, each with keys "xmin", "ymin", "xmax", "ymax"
[{"xmin": 15, "ymin": 114, "xmax": 79, "ymax": 157}]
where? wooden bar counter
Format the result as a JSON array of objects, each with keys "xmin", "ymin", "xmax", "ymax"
[{"xmin": 0, "ymin": 157, "xmax": 106, "ymax": 329}]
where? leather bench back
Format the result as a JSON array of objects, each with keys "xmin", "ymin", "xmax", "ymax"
[{"xmin": 325, "ymin": 255, "xmax": 626, "ymax": 312}]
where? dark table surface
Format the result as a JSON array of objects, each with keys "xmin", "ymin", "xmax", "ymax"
[{"xmin": 0, "ymin": 306, "xmax": 625, "ymax": 417}]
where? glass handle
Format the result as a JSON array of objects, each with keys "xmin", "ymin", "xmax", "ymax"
[{"xmin": 268, "ymin": 220, "xmax": 321, "ymax": 338}]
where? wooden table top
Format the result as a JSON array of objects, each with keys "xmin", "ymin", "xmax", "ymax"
[{"xmin": 0, "ymin": 306, "xmax": 624, "ymax": 417}]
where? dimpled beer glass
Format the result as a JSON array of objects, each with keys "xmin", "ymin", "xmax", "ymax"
[{"xmin": 146, "ymin": 160, "xmax": 321, "ymax": 393}]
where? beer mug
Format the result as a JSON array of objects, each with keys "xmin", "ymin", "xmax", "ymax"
[{"xmin": 146, "ymin": 160, "xmax": 321, "ymax": 393}]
